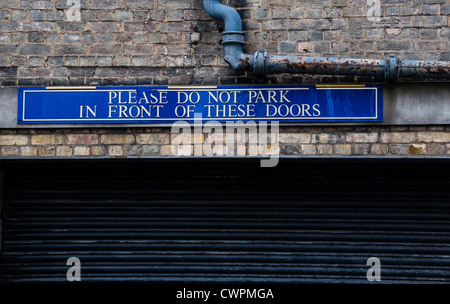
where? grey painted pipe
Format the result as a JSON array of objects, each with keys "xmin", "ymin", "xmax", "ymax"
[{"xmin": 203, "ymin": 0, "xmax": 450, "ymax": 83}]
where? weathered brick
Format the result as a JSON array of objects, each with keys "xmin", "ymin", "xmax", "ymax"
[
  {"xmin": 0, "ymin": 22, "xmax": 18, "ymax": 32},
  {"xmin": 157, "ymin": 0, "xmax": 190, "ymax": 9},
  {"xmin": 348, "ymin": 17, "xmax": 374, "ymax": 29},
  {"xmin": 380, "ymin": 132, "xmax": 416, "ymax": 143},
  {"xmin": 97, "ymin": 11, "xmax": 115, "ymax": 21},
  {"xmin": 91, "ymin": 145, "xmax": 107, "ymax": 156},
  {"xmin": 343, "ymin": 6, "xmax": 366, "ymax": 17},
  {"xmin": 442, "ymin": 4, "xmax": 450, "ymax": 15},
  {"xmin": 21, "ymin": 146, "xmax": 38, "ymax": 157},
  {"xmin": 350, "ymin": 41, "xmax": 374, "ymax": 52},
  {"xmin": 427, "ymin": 143, "xmax": 446, "ymax": 155},
  {"xmin": 136, "ymin": 133, "xmax": 170, "ymax": 144},
  {"xmin": 317, "ymin": 144, "xmax": 333, "ymax": 155},
  {"xmin": 47, "ymin": 11, "xmax": 63, "ymax": 21},
  {"xmin": 124, "ymin": 44, "xmax": 155, "ymax": 54},
  {"xmin": 20, "ymin": 22, "xmax": 53, "ymax": 32},
  {"xmin": 0, "ymin": 0, "xmax": 18, "ymax": 8},
  {"xmin": 160, "ymin": 22, "xmax": 192, "ymax": 32},
  {"xmin": 108, "ymin": 145, "xmax": 124, "ymax": 156},
  {"xmin": 408, "ymin": 144, "xmax": 426, "ymax": 155},
  {"xmin": 142, "ymin": 145, "xmax": 160, "ymax": 155},
  {"xmin": 56, "ymin": 146, "xmax": 73, "ymax": 157},
  {"xmin": 20, "ymin": 0, "xmax": 52, "ymax": 9},
  {"xmin": 64, "ymin": 33, "xmax": 80, "ymax": 43},
  {"xmin": 334, "ymin": 144, "xmax": 352, "ymax": 155},
  {"xmin": 65, "ymin": 134, "xmax": 99, "ymax": 145},
  {"xmin": 79, "ymin": 56, "xmax": 96, "ymax": 66},
  {"xmin": 415, "ymin": 41, "xmax": 447, "ymax": 51},
  {"xmin": 377, "ymin": 40, "xmax": 411, "ymax": 51},
  {"xmin": 55, "ymin": 22, "xmax": 88, "ymax": 32},
  {"xmin": 370, "ymin": 144, "xmax": 389, "ymax": 155},
  {"xmin": 159, "ymin": 145, "xmax": 174, "ymax": 156},
  {"xmin": 280, "ymin": 42, "xmax": 296, "ymax": 53},
  {"xmin": 389, "ymin": 144, "xmax": 409, "ymax": 155},
  {"xmin": 413, "ymin": 16, "xmax": 447, "ymax": 28},
  {"xmin": 115, "ymin": 10, "xmax": 131, "ymax": 21},
  {"xmin": 131, "ymin": 56, "xmax": 148, "ymax": 66},
  {"xmin": 279, "ymin": 133, "xmax": 311, "ymax": 144},
  {"xmin": 19, "ymin": 45, "xmax": 51, "ymax": 55},
  {"xmin": 351, "ymin": 144, "xmax": 370, "ymax": 155},
  {"xmin": 11, "ymin": 10, "xmax": 26, "ymax": 21},
  {"xmin": 255, "ymin": 8, "xmax": 270, "ymax": 19},
  {"xmin": 90, "ymin": 44, "xmax": 122, "ymax": 55},
  {"xmin": 38, "ymin": 146, "xmax": 56, "ymax": 157},
  {"xmin": 422, "ymin": 4, "xmax": 439, "ymax": 15},
  {"xmin": 2, "ymin": 146, "xmax": 19, "ymax": 157},
  {"xmin": 332, "ymin": 0, "xmax": 348, "ymax": 6},
  {"xmin": 101, "ymin": 134, "xmax": 135, "ymax": 144},
  {"xmin": 97, "ymin": 56, "xmax": 114, "ymax": 66},
  {"xmin": 296, "ymin": 19, "xmax": 329, "ymax": 30},
  {"xmin": 123, "ymin": 145, "xmax": 142, "ymax": 156},
  {"xmin": 0, "ymin": 135, "xmax": 28, "ymax": 145},
  {"xmin": 0, "ymin": 45, "xmax": 18, "ymax": 54},
  {"xmin": 331, "ymin": 41, "xmax": 349, "ymax": 52},
  {"xmin": 312, "ymin": 133, "xmax": 343, "ymax": 144},
  {"xmin": 90, "ymin": 0, "xmax": 120, "ymax": 9},
  {"xmin": 91, "ymin": 22, "xmax": 121, "ymax": 32},
  {"xmin": 74, "ymin": 146, "xmax": 90, "ymax": 156},
  {"xmin": 31, "ymin": 135, "xmax": 64, "ymax": 145},
  {"xmin": 30, "ymin": 10, "xmax": 45, "ymax": 20},
  {"xmin": 299, "ymin": 145, "xmax": 316, "ymax": 155},
  {"xmin": 115, "ymin": 56, "xmax": 131, "ymax": 66},
  {"xmin": 346, "ymin": 133, "xmax": 379, "ymax": 143},
  {"xmin": 262, "ymin": 20, "xmax": 295, "ymax": 31},
  {"xmin": 29, "ymin": 57, "xmax": 46, "ymax": 67},
  {"xmin": 54, "ymin": 45, "xmax": 87, "ymax": 55},
  {"xmin": 417, "ymin": 132, "xmax": 450, "ymax": 143}
]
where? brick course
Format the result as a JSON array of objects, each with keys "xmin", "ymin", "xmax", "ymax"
[{"xmin": 1, "ymin": 126, "xmax": 449, "ymax": 158}]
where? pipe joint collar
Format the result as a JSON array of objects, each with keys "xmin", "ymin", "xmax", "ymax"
[
  {"xmin": 222, "ymin": 31, "xmax": 246, "ymax": 46},
  {"xmin": 385, "ymin": 54, "xmax": 401, "ymax": 85},
  {"xmin": 253, "ymin": 49, "xmax": 268, "ymax": 77}
]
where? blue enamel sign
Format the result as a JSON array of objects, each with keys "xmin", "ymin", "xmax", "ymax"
[{"xmin": 18, "ymin": 85, "xmax": 382, "ymax": 124}]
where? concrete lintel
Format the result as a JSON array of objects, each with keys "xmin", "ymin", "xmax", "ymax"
[{"xmin": 1, "ymin": 83, "xmax": 449, "ymax": 128}]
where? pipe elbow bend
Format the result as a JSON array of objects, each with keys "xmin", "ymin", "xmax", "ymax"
[{"xmin": 203, "ymin": 0, "xmax": 243, "ymax": 33}]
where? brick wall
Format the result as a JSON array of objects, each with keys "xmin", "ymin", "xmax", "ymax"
[
  {"xmin": 1, "ymin": 126, "xmax": 449, "ymax": 157},
  {"xmin": 0, "ymin": 0, "xmax": 448, "ymax": 86}
]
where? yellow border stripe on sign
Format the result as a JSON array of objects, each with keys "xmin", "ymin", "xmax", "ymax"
[
  {"xmin": 167, "ymin": 86, "xmax": 218, "ymax": 89},
  {"xmin": 316, "ymin": 85, "xmax": 366, "ymax": 88},
  {"xmin": 46, "ymin": 87, "xmax": 97, "ymax": 90}
]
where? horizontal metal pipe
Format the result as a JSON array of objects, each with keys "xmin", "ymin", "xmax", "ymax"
[
  {"xmin": 265, "ymin": 55, "xmax": 387, "ymax": 78},
  {"xmin": 399, "ymin": 60, "xmax": 450, "ymax": 79}
]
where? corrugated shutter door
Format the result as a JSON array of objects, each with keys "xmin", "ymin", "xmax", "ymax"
[{"xmin": 0, "ymin": 159, "xmax": 449, "ymax": 283}]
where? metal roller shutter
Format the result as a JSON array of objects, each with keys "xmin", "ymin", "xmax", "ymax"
[{"xmin": 0, "ymin": 158, "xmax": 449, "ymax": 283}]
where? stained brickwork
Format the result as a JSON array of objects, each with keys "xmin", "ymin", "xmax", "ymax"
[
  {"xmin": 1, "ymin": 126, "xmax": 449, "ymax": 157},
  {"xmin": 0, "ymin": 0, "xmax": 448, "ymax": 86}
]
